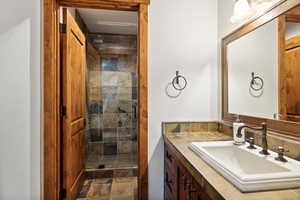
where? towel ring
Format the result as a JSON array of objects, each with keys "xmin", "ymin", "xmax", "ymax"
[
  {"xmin": 172, "ymin": 71, "xmax": 187, "ymax": 91},
  {"xmin": 165, "ymin": 82, "xmax": 182, "ymax": 98},
  {"xmin": 250, "ymin": 72, "xmax": 264, "ymax": 91}
]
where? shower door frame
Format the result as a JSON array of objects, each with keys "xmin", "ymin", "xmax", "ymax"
[{"xmin": 43, "ymin": 0, "xmax": 150, "ymax": 200}]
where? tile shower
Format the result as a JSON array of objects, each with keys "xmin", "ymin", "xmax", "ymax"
[{"xmin": 86, "ymin": 34, "xmax": 138, "ymax": 171}]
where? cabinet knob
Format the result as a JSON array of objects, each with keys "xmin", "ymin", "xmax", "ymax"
[
  {"xmin": 181, "ymin": 176, "xmax": 188, "ymax": 189},
  {"xmin": 166, "ymin": 151, "xmax": 173, "ymax": 162},
  {"xmin": 188, "ymin": 184, "xmax": 197, "ymax": 200}
]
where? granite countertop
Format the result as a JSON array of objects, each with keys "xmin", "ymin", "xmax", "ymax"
[{"xmin": 163, "ymin": 131, "xmax": 300, "ymax": 200}]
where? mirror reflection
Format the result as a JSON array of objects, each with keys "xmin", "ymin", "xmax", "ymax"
[{"xmin": 227, "ymin": 5, "xmax": 300, "ymax": 122}]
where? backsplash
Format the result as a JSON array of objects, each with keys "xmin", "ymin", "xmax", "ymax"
[
  {"xmin": 162, "ymin": 121, "xmax": 300, "ymax": 161},
  {"xmin": 244, "ymin": 128, "xmax": 300, "ymax": 161},
  {"xmin": 162, "ymin": 121, "xmax": 219, "ymax": 134},
  {"xmin": 219, "ymin": 122, "xmax": 300, "ymax": 161}
]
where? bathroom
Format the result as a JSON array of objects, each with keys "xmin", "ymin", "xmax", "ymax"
[{"xmin": 1, "ymin": 0, "xmax": 300, "ymax": 200}]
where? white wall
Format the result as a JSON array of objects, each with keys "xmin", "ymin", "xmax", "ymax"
[
  {"xmin": 227, "ymin": 20, "xmax": 278, "ymax": 119},
  {"xmin": 286, "ymin": 22, "xmax": 300, "ymax": 39},
  {"xmin": 0, "ymin": 1, "xmax": 40, "ymax": 200},
  {"xmin": 217, "ymin": 0, "xmax": 237, "ymax": 120},
  {"xmin": 149, "ymin": 0, "xmax": 218, "ymax": 199},
  {"xmin": 218, "ymin": 0, "xmax": 238, "ymax": 39}
]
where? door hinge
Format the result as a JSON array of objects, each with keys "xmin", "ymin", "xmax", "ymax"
[
  {"xmin": 60, "ymin": 188, "xmax": 67, "ymax": 200},
  {"xmin": 84, "ymin": 118, "xmax": 87, "ymax": 128},
  {"xmin": 59, "ymin": 23, "xmax": 66, "ymax": 33},
  {"xmin": 60, "ymin": 105, "xmax": 67, "ymax": 117}
]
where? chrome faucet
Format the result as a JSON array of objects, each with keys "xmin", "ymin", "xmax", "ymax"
[{"xmin": 237, "ymin": 123, "xmax": 269, "ymax": 155}]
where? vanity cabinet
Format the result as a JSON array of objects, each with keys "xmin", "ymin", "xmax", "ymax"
[
  {"xmin": 164, "ymin": 143, "xmax": 178, "ymax": 200},
  {"xmin": 164, "ymin": 143, "xmax": 212, "ymax": 200}
]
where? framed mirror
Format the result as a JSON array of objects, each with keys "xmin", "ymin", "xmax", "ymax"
[{"xmin": 222, "ymin": 0, "xmax": 300, "ymax": 137}]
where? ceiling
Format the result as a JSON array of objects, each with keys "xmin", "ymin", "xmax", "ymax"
[{"xmin": 77, "ymin": 8, "xmax": 138, "ymax": 35}]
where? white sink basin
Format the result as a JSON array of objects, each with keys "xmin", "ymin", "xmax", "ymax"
[{"xmin": 190, "ymin": 141, "xmax": 300, "ymax": 192}]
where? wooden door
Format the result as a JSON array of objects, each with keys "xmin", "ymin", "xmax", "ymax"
[
  {"xmin": 284, "ymin": 35, "xmax": 300, "ymax": 122},
  {"xmin": 278, "ymin": 7, "xmax": 300, "ymax": 122},
  {"xmin": 61, "ymin": 8, "xmax": 86, "ymax": 200}
]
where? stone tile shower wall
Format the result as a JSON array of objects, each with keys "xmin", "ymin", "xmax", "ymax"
[{"xmin": 86, "ymin": 34, "xmax": 138, "ymax": 169}]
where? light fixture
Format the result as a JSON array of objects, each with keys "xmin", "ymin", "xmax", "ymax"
[
  {"xmin": 231, "ymin": 0, "xmax": 281, "ymax": 24},
  {"xmin": 231, "ymin": 0, "xmax": 255, "ymax": 23},
  {"xmin": 251, "ymin": 0, "xmax": 280, "ymax": 13},
  {"xmin": 253, "ymin": 0, "xmax": 274, "ymax": 4}
]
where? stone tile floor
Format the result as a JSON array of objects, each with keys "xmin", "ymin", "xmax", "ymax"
[
  {"xmin": 86, "ymin": 154, "xmax": 137, "ymax": 170},
  {"xmin": 77, "ymin": 177, "xmax": 137, "ymax": 200}
]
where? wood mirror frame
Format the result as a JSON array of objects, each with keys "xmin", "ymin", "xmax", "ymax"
[{"xmin": 222, "ymin": 0, "xmax": 300, "ymax": 138}]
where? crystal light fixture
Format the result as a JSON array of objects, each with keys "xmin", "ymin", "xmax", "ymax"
[
  {"xmin": 231, "ymin": 0, "xmax": 255, "ymax": 23},
  {"xmin": 251, "ymin": 0, "xmax": 279, "ymax": 13},
  {"xmin": 231, "ymin": 0, "xmax": 280, "ymax": 24}
]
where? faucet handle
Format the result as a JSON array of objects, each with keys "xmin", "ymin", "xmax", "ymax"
[
  {"xmin": 246, "ymin": 137, "xmax": 256, "ymax": 149},
  {"xmin": 273, "ymin": 146, "xmax": 289, "ymax": 153},
  {"xmin": 273, "ymin": 146, "xmax": 289, "ymax": 162}
]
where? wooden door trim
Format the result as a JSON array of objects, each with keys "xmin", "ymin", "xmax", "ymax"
[
  {"xmin": 278, "ymin": 15, "xmax": 287, "ymax": 121},
  {"xmin": 59, "ymin": 0, "xmax": 148, "ymax": 11},
  {"xmin": 60, "ymin": 0, "xmax": 150, "ymax": 6},
  {"xmin": 44, "ymin": 1, "xmax": 149, "ymax": 200},
  {"xmin": 43, "ymin": 0, "xmax": 61, "ymax": 200},
  {"xmin": 222, "ymin": 0, "xmax": 300, "ymax": 138},
  {"xmin": 285, "ymin": 4, "xmax": 300, "ymax": 22},
  {"xmin": 138, "ymin": 4, "xmax": 148, "ymax": 199}
]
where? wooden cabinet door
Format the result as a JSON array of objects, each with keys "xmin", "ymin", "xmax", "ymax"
[
  {"xmin": 164, "ymin": 143, "xmax": 214, "ymax": 200},
  {"xmin": 164, "ymin": 144, "xmax": 178, "ymax": 200},
  {"xmin": 178, "ymin": 165, "xmax": 211, "ymax": 200},
  {"xmin": 279, "ymin": 20, "xmax": 300, "ymax": 122},
  {"xmin": 195, "ymin": 192, "xmax": 206, "ymax": 200},
  {"xmin": 187, "ymin": 180, "xmax": 198, "ymax": 200},
  {"xmin": 193, "ymin": 182, "xmax": 211, "ymax": 200},
  {"xmin": 178, "ymin": 166, "xmax": 189, "ymax": 200},
  {"xmin": 61, "ymin": 8, "xmax": 86, "ymax": 200}
]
